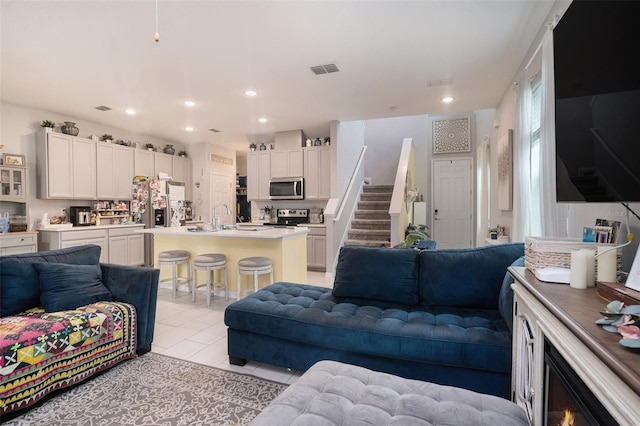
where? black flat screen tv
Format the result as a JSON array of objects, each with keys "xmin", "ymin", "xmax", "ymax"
[{"xmin": 554, "ymin": 0, "xmax": 640, "ymax": 202}]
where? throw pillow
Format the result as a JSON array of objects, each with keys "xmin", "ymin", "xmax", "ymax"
[
  {"xmin": 34, "ymin": 263, "xmax": 113, "ymax": 312},
  {"xmin": 0, "ymin": 245, "xmax": 102, "ymax": 316},
  {"xmin": 332, "ymin": 246, "xmax": 420, "ymax": 304}
]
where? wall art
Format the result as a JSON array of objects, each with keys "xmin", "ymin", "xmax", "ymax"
[
  {"xmin": 498, "ymin": 129, "xmax": 513, "ymax": 211},
  {"xmin": 433, "ymin": 117, "xmax": 470, "ymax": 154}
]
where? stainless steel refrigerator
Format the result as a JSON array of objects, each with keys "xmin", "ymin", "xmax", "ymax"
[{"xmin": 131, "ymin": 176, "xmax": 169, "ymax": 267}]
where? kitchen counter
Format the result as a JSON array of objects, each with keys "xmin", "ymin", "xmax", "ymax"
[
  {"xmin": 138, "ymin": 225, "xmax": 307, "ymax": 240},
  {"xmin": 37, "ymin": 223, "xmax": 144, "ymax": 232},
  {"xmin": 139, "ymin": 226, "xmax": 308, "ymax": 296}
]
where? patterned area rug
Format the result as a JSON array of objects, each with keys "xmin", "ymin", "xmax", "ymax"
[{"xmin": 4, "ymin": 352, "xmax": 288, "ymax": 426}]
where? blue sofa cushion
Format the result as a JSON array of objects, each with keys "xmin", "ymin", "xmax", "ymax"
[
  {"xmin": 34, "ymin": 263, "xmax": 113, "ymax": 312},
  {"xmin": 498, "ymin": 256, "xmax": 525, "ymax": 333},
  {"xmin": 225, "ymin": 282, "xmax": 512, "ymax": 374},
  {"xmin": 418, "ymin": 243, "xmax": 524, "ymax": 309},
  {"xmin": 332, "ymin": 246, "xmax": 420, "ymax": 305},
  {"xmin": 0, "ymin": 245, "xmax": 102, "ymax": 317}
]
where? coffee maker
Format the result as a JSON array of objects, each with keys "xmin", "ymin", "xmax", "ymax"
[{"xmin": 183, "ymin": 201, "xmax": 194, "ymax": 221}]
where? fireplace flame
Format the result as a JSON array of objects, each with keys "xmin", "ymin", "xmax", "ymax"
[{"xmin": 560, "ymin": 408, "xmax": 575, "ymax": 426}]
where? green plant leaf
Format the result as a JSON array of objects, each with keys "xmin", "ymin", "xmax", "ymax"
[
  {"xmin": 619, "ymin": 338, "xmax": 640, "ymax": 348},
  {"xmin": 599, "ymin": 311, "xmax": 623, "ymax": 318},
  {"xmin": 620, "ymin": 305, "xmax": 640, "ymax": 315},
  {"xmin": 596, "ymin": 318, "xmax": 615, "ymax": 325},
  {"xmin": 606, "ymin": 300, "xmax": 624, "ymax": 313},
  {"xmin": 602, "ymin": 325, "xmax": 620, "ymax": 333}
]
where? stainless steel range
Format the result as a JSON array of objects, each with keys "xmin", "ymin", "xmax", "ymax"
[{"xmin": 274, "ymin": 209, "xmax": 309, "ymax": 226}]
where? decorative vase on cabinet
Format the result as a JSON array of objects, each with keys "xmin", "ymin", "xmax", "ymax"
[
  {"xmin": 163, "ymin": 144, "xmax": 175, "ymax": 155},
  {"xmin": 61, "ymin": 122, "xmax": 79, "ymax": 136}
]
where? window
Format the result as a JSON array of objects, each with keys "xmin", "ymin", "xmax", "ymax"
[{"xmin": 529, "ymin": 72, "xmax": 543, "ymax": 236}]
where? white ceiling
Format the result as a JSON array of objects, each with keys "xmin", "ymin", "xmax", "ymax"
[{"xmin": 1, "ymin": 1, "xmax": 556, "ymax": 152}]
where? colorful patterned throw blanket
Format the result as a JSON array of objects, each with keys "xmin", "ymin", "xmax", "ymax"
[{"xmin": 0, "ymin": 302, "xmax": 136, "ymax": 414}]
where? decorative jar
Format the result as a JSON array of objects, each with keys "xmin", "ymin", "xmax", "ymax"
[
  {"xmin": 61, "ymin": 122, "xmax": 79, "ymax": 136},
  {"xmin": 163, "ymin": 144, "xmax": 175, "ymax": 155}
]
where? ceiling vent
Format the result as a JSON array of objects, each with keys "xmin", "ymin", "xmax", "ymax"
[
  {"xmin": 310, "ymin": 63, "xmax": 340, "ymax": 75},
  {"xmin": 208, "ymin": 128, "xmax": 221, "ymax": 133},
  {"xmin": 94, "ymin": 105, "xmax": 112, "ymax": 111},
  {"xmin": 426, "ymin": 79, "xmax": 453, "ymax": 88}
]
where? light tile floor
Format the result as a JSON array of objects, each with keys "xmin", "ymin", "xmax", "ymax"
[{"xmin": 151, "ymin": 271, "xmax": 333, "ymax": 385}]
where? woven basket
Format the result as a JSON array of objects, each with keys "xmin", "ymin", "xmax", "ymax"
[{"xmin": 524, "ymin": 236, "xmax": 621, "ymax": 274}]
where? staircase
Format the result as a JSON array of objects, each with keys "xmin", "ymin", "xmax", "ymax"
[{"xmin": 344, "ymin": 185, "xmax": 392, "ymax": 247}]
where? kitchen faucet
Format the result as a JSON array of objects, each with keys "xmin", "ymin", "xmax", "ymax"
[{"xmin": 212, "ymin": 203, "xmax": 231, "ymax": 229}]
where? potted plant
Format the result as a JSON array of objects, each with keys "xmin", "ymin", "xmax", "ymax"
[
  {"xmin": 145, "ymin": 143, "xmax": 155, "ymax": 151},
  {"xmin": 41, "ymin": 120, "xmax": 55, "ymax": 132},
  {"xmin": 249, "ymin": 143, "xmax": 257, "ymax": 151},
  {"xmin": 178, "ymin": 150, "xmax": 187, "ymax": 158},
  {"xmin": 101, "ymin": 134, "xmax": 114, "ymax": 142}
]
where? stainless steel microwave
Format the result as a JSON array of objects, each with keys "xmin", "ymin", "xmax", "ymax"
[{"xmin": 269, "ymin": 177, "xmax": 304, "ymax": 200}]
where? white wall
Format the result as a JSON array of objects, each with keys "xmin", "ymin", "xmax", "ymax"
[
  {"xmin": 363, "ymin": 115, "xmax": 428, "ymax": 186},
  {"xmin": 0, "ymin": 101, "xmax": 184, "ymax": 228},
  {"xmin": 334, "ymin": 120, "xmax": 365, "ymax": 201}
]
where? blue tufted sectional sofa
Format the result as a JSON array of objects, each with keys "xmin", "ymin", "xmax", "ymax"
[{"xmin": 225, "ymin": 243, "xmax": 524, "ymax": 399}]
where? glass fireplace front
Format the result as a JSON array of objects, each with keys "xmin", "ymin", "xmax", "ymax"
[{"xmin": 544, "ymin": 338, "xmax": 617, "ymax": 426}]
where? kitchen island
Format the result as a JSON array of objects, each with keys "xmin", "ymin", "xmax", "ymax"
[{"xmin": 138, "ymin": 226, "xmax": 308, "ymax": 298}]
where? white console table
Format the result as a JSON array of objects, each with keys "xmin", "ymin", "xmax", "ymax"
[{"xmin": 509, "ymin": 266, "xmax": 640, "ymax": 426}]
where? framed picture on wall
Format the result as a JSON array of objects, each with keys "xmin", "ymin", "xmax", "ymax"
[
  {"xmin": 2, "ymin": 154, "xmax": 25, "ymax": 166},
  {"xmin": 498, "ymin": 129, "xmax": 513, "ymax": 211}
]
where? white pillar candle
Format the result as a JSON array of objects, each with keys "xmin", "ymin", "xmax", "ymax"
[
  {"xmin": 570, "ymin": 249, "xmax": 588, "ymax": 289},
  {"xmin": 585, "ymin": 249, "xmax": 596, "ymax": 287},
  {"xmin": 597, "ymin": 246, "xmax": 617, "ymax": 283}
]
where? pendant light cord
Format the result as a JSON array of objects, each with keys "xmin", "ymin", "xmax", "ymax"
[{"xmin": 154, "ymin": 0, "xmax": 160, "ymax": 42}]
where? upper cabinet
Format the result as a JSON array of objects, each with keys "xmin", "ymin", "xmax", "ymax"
[
  {"xmin": 172, "ymin": 155, "xmax": 192, "ymax": 200},
  {"xmin": 134, "ymin": 149, "xmax": 154, "ymax": 177},
  {"xmin": 0, "ymin": 165, "xmax": 27, "ymax": 201},
  {"xmin": 247, "ymin": 151, "xmax": 271, "ymax": 200},
  {"xmin": 304, "ymin": 146, "xmax": 331, "ymax": 199},
  {"xmin": 37, "ymin": 132, "xmax": 96, "ymax": 199},
  {"xmin": 37, "ymin": 131, "xmax": 190, "ymax": 201},
  {"xmin": 270, "ymin": 149, "xmax": 303, "ymax": 179},
  {"xmin": 97, "ymin": 144, "xmax": 134, "ymax": 199},
  {"xmin": 154, "ymin": 152, "xmax": 173, "ymax": 176}
]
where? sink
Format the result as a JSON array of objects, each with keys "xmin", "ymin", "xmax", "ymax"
[
  {"xmin": 234, "ymin": 227, "xmax": 265, "ymax": 231},
  {"xmin": 186, "ymin": 227, "xmax": 217, "ymax": 232}
]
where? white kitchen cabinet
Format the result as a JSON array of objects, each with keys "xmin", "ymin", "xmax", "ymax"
[
  {"xmin": 247, "ymin": 151, "xmax": 271, "ymax": 200},
  {"xmin": 154, "ymin": 152, "xmax": 173, "ymax": 176},
  {"xmin": 304, "ymin": 146, "xmax": 331, "ymax": 199},
  {"xmin": 270, "ymin": 149, "xmax": 303, "ymax": 179},
  {"xmin": 37, "ymin": 132, "xmax": 97, "ymax": 199},
  {"xmin": 172, "ymin": 156, "xmax": 192, "ymax": 200},
  {"xmin": 306, "ymin": 226, "xmax": 326, "ymax": 271},
  {"xmin": 108, "ymin": 226, "xmax": 144, "ymax": 266},
  {"xmin": 0, "ymin": 166, "xmax": 27, "ymax": 201},
  {"xmin": 134, "ymin": 149, "xmax": 155, "ymax": 177},
  {"xmin": 0, "ymin": 232, "xmax": 37, "ymax": 255},
  {"xmin": 97, "ymin": 144, "xmax": 134, "ymax": 199},
  {"xmin": 39, "ymin": 228, "xmax": 109, "ymax": 262}
]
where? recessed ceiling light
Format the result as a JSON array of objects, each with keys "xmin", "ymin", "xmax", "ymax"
[
  {"xmin": 125, "ymin": 108, "xmax": 137, "ymax": 115},
  {"xmin": 244, "ymin": 90, "xmax": 258, "ymax": 97},
  {"xmin": 441, "ymin": 96, "xmax": 455, "ymax": 103},
  {"xmin": 258, "ymin": 117, "xmax": 268, "ymax": 123},
  {"xmin": 184, "ymin": 100, "xmax": 196, "ymax": 107},
  {"xmin": 185, "ymin": 126, "xmax": 194, "ymax": 132}
]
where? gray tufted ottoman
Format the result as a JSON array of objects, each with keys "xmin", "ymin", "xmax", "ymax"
[{"xmin": 251, "ymin": 360, "xmax": 528, "ymax": 426}]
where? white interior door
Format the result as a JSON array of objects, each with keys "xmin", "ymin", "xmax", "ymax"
[
  {"xmin": 210, "ymin": 173, "xmax": 234, "ymax": 225},
  {"xmin": 431, "ymin": 158, "xmax": 474, "ymax": 248}
]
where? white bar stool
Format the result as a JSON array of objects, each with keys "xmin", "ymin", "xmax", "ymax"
[
  {"xmin": 192, "ymin": 253, "xmax": 228, "ymax": 307},
  {"xmin": 158, "ymin": 250, "xmax": 191, "ymax": 298},
  {"xmin": 237, "ymin": 256, "xmax": 273, "ymax": 299}
]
